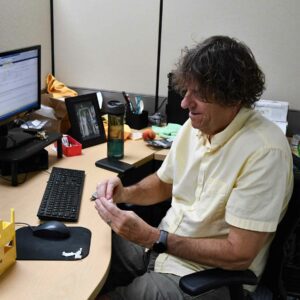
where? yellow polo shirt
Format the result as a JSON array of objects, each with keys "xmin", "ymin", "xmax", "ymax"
[{"xmin": 156, "ymin": 107, "xmax": 293, "ymax": 283}]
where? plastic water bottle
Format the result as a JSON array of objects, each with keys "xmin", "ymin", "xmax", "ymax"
[{"xmin": 107, "ymin": 100, "xmax": 125, "ymax": 159}]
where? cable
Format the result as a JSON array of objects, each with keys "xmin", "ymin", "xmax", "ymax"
[{"xmin": 15, "ymin": 222, "xmax": 34, "ymax": 232}]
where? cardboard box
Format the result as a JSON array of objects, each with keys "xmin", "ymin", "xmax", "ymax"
[{"xmin": 31, "ymin": 93, "xmax": 71, "ymax": 133}]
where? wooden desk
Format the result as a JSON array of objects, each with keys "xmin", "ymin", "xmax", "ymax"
[
  {"xmin": 154, "ymin": 149, "xmax": 169, "ymax": 161},
  {"xmin": 0, "ymin": 138, "xmax": 156, "ymax": 300}
]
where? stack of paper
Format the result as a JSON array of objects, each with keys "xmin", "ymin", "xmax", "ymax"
[{"xmin": 254, "ymin": 99, "xmax": 289, "ymax": 134}]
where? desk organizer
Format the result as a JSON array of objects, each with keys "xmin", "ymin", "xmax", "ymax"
[
  {"xmin": 0, "ymin": 209, "xmax": 16, "ymax": 276},
  {"xmin": 56, "ymin": 135, "xmax": 82, "ymax": 156},
  {"xmin": 126, "ymin": 110, "xmax": 149, "ymax": 130}
]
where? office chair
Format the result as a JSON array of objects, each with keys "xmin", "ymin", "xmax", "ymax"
[{"xmin": 179, "ymin": 169, "xmax": 300, "ymax": 300}]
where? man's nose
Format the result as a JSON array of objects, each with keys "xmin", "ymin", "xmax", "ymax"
[{"xmin": 181, "ymin": 91, "xmax": 191, "ymax": 109}]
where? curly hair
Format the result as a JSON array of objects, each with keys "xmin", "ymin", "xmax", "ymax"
[{"xmin": 173, "ymin": 36, "xmax": 265, "ymax": 108}]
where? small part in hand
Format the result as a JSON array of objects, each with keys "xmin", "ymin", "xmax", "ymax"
[{"xmin": 90, "ymin": 191, "xmax": 98, "ymax": 201}]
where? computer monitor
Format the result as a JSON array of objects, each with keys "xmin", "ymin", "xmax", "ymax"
[{"xmin": 0, "ymin": 45, "xmax": 41, "ymax": 150}]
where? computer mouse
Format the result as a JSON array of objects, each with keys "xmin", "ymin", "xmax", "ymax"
[{"xmin": 33, "ymin": 221, "xmax": 71, "ymax": 239}]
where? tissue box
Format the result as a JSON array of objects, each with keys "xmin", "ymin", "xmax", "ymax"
[
  {"xmin": 56, "ymin": 135, "xmax": 82, "ymax": 157},
  {"xmin": 255, "ymin": 99, "xmax": 289, "ymax": 122}
]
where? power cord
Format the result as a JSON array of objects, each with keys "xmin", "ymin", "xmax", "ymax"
[{"xmin": 15, "ymin": 222, "xmax": 34, "ymax": 232}]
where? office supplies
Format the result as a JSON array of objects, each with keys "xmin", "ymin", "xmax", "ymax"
[
  {"xmin": 122, "ymin": 91, "xmax": 134, "ymax": 112},
  {"xmin": 148, "ymin": 112, "xmax": 166, "ymax": 126},
  {"xmin": 146, "ymin": 139, "xmax": 172, "ymax": 149},
  {"xmin": 21, "ymin": 119, "xmax": 48, "ymax": 130},
  {"xmin": 90, "ymin": 191, "xmax": 98, "ymax": 201},
  {"xmin": 57, "ymin": 135, "xmax": 82, "ymax": 157},
  {"xmin": 0, "ymin": 209, "xmax": 16, "ymax": 276},
  {"xmin": 255, "ymin": 99, "xmax": 289, "ymax": 134},
  {"xmin": 37, "ymin": 167, "xmax": 85, "ymax": 222},
  {"xmin": 126, "ymin": 110, "xmax": 149, "ymax": 130},
  {"xmin": 134, "ymin": 96, "xmax": 144, "ymax": 115}
]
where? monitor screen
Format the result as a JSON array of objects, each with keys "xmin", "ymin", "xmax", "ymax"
[{"xmin": 0, "ymin": 45, "xmax": 41, "ymax": 149}]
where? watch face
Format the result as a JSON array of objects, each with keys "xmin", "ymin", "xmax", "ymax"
[
  {"xmin": 152, "ymin": 230, "xmax": 168, "ymax": 253},
  {"xmin": 153, "ymin": 241, "xmax": 167, "ymax": 253}
]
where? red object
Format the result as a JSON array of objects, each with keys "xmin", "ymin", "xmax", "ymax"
[
  {"xmin": 55, "ymin": 135, "xmax": 82, "ymax": 156},
  {"xmin": 142, "ymin": 129, "xmax": 156, "ymax": 141}
]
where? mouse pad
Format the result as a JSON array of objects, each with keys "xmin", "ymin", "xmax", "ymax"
[{"xmin": 16, "ymin": 226, "xmax": 91, "ymax": 260}]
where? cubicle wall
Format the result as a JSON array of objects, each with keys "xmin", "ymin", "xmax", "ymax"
[
  {"xmin": 52, "ymin": 0, "xmax": 160, "ymax": 96},
  {"xmin": 160, "ymin": 0, "xmax": 300, "ymax": 109},
  {"xmin": 1, "ymin": 1, "xmax": 299, "ymax": 110},
  {"xmin": 0, "ymin": 0, "xmax": 52, "ymax": 89},
  {"xmin": 52, "ymin": 0, "xmax": 300, "ymax": 110}
]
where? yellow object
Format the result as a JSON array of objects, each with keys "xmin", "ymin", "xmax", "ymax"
[
  {"xmin": 0, "ymin": 209, "xmax": 16, "ymax": 276},
  {"xmin": 102, "ymin": 115, "xmax": 131, "ymax": 140},
  {"xmin": 46, "ymin": 73, "xmax": 78, "ymax": 99}
]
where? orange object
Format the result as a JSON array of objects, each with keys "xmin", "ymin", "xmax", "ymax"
[{"xmin": 142, "ymin": 128, "xmax": 156, "ymax": 141}]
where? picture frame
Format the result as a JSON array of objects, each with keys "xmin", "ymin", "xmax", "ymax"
[{"xmin": 65, "ymin": 93, "xmax": 106, "ymax": 148}]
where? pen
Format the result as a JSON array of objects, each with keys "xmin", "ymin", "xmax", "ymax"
[
  {"xmin": 122, "ymin": 91, "xmax": 134, "ymax": 112},
  {"xmin": 134, "ymin": 96, "xmax": 144, "ymax": 114}
]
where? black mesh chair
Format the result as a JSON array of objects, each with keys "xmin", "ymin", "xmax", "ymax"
[{"xmin": 179, "ymin": 170, "xmax": 300, "ymax": 300}]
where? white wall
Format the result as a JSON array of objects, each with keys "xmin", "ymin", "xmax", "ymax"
[
  {"xmin": 53, "ymin": 0, "xmax": 160, "ymax": 96},
  {"xmin": 3, "ymin": 1, "xmax": 298, "ymax": 110},
  {"xmin": 159, "ymin": 0, "xmax": 300, "ymax": 110},
  {"xmin": 0, "ymin": 0, "xmax": 52, "ymax": 89}
]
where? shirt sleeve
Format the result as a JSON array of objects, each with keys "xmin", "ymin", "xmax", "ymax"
[
  {"xmin": 156, "ymin": 145, "xmax": 175, "ymax": 184},
  {"xmin": 226, "ymin": 147, "xmax": 293, "ymax": 232}
]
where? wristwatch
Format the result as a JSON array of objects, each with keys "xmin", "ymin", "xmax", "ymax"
[{"xmin": 152, "ymin": 230, "xmax": 168, "ymax": 253}]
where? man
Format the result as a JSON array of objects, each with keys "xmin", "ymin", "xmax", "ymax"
[{"xmin": 95, "ymin": 36, "xmax": 293, "ymax": 299}]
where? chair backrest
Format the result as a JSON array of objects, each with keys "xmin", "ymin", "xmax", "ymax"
[{"xmin": 260, "ymin": 169, "xmax": 300, "ymax": 299}]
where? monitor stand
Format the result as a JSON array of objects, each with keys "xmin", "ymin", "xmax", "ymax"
[{"xmin": 0, "ymin": 126, "xmax": 35, "ymax": 150}]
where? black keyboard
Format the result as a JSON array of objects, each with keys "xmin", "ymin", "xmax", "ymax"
[{"xmin": 37, "ymin": 167, "xmax": 85, "ymax": 222}]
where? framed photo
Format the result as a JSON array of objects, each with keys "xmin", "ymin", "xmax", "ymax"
[{"xmin": 65, "ymin": 93, "xmax": 106, "ymax": 148}]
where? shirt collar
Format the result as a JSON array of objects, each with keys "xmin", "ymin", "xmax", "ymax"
[{"xmin": 196, "ymin": 107, "xmax": 254, "ymax": 150}]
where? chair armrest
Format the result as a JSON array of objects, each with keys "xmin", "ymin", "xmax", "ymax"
[{"xmin": 179, "ymin": 268, "xmax": 258, "ymax": 296}]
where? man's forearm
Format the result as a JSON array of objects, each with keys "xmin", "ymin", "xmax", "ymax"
[
  {"xmin": 122, "ymin": 173, "xmax": 172, "ymax": 206},
  {"xmin": 165, "ymin": 227, "xmax": 269, "ymax": 270},
  {"xmin": 166, "ymin": 234, "xmax": 247, "ymax": 270}
]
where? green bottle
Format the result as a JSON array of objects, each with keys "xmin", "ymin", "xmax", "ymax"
[{"xmin": 107, "ymin": 100, "xmax": 125, "ymax": 159}]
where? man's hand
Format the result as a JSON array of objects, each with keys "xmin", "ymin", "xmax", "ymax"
[
  {"xmin": 95, "ymin": 197, "xmax": 159, "ymax": 248},
  {"xmin": 96, "ymin": 177, "xmax": 124, "ymax": 204}
]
